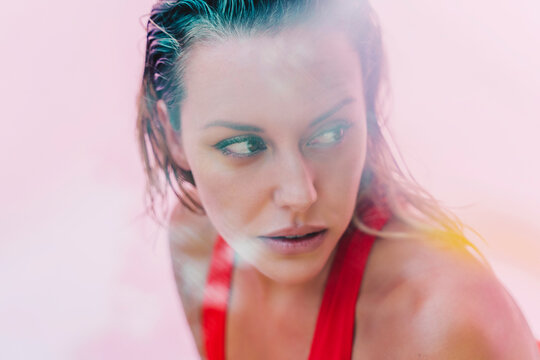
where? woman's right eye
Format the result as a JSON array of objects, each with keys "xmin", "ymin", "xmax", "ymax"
[{"xmin": 213, "ymin": 135, "xmax": 267, "ymax": 158}]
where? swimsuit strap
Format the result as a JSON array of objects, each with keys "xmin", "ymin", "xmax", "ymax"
[
  {"xmin": 308, "ymin": 205, "xmax": 389, "ymax": 360},
  {"xmin": 202, "ymin": 234, "xmax": 234, "ymax": 360}
]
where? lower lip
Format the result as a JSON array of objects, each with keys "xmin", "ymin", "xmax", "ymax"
[{"xmin": 259, "ymin": 230, "xmax": 327, "ymax": 255}]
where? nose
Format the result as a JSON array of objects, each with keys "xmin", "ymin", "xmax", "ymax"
[{"xmin": 272, "ymin": 152, "xmax": 317, "ymax": 213}]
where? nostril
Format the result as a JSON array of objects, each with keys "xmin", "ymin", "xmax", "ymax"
[{"xmin": 273, "ymin": 182, "xmax": 317, "ymax": 211}]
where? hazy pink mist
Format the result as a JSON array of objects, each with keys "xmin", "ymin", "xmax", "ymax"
[{"xmin": 0, "ymin": 0, "xmax": 538, "ymax": 359}]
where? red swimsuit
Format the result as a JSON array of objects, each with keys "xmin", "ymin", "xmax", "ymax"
[{"xmin": 201, "ymin": 205, "xmax": 389, "ymax": 360}]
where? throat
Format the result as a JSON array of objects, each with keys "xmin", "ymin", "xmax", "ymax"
[
  {"xmin": 231, "ymin": 250, "xmax": 337, "ymax": 319},
  {"xmin": 227, "ymin": 264, "xmax": 322, "ymax": 360}
]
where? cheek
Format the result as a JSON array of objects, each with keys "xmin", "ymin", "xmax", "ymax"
[
  {"xmin": 190, "ymin": 156, "xmax": 270, "ymax": 231},
  {"xmin": 314, "ymin": 135, "xmax": 367, "ymax": 215}
]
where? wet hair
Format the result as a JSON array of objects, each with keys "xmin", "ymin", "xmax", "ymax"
[{"xmin": 136, "ymin": 0, "xmax": 481, "ymax": 254}]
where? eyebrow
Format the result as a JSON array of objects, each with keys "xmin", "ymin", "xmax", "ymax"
[{"xmin": 203, "ymin": 97, "xmax": 355, "ymax": 132}]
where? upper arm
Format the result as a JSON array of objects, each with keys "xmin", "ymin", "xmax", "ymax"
[{"xmin": 412, "ymin": 264, "xmax": 540, "ymax": 359}]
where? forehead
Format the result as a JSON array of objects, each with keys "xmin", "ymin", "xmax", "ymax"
[{"xmin": 181, "ymin": 26, "xmax": 364, "ymax": 126}]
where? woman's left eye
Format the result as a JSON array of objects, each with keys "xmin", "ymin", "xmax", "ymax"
[{"xmin": 307, "ymin": 124, "xmax": 352, "ymax": 147}]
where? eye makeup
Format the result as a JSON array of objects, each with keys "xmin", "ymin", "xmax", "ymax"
[
  {"xmin": 212, "ymin": 120, "xmax": 354, "ymax": 159},
  {"xmin": 306, "ymin": 122, "xmax": 353, "ymax": 148},
  {"xmin": 213, "ymin": 134, "xmax": 268, "ymax": 158}
]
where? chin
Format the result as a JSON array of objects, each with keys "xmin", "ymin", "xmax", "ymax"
[{"xmin": 258, "ymin": 251, "xmax": 333, "ymax": 286}]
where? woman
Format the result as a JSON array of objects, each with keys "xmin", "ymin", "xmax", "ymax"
[{"xmin": 136, "ymin": 0, "xmax": 540, "ymax": 358}]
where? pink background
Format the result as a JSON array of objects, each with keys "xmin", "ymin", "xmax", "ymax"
[{"xmin": 1, "ymin": 0, "xmax": 538, "ymax": 358}]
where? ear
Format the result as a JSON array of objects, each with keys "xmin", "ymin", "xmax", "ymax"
[{"xmin": 156, "ymin": 100, "xmax": 191, "ymax": 171}]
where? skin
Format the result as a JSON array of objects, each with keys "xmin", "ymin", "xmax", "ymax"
[{"xmin": 161, "ymin": 26, "xmax": 540, "ymax": 360}]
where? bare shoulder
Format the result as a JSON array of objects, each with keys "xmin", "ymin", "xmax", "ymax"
[
  {"xmin": 168, "ymin": 202, "xmax": 217, "ymax": 357},
  {"xmin": 169, "ymin": 201, "xmax": 217, "ymax": 260},
  {"xmin": 354, "ymin": 221, "xmax": 540, "ymax": 359}
]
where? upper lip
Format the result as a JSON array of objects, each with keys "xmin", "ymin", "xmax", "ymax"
[{"xmin": 260, "ymin": 225, "xmax": 327, "ymax": 238}]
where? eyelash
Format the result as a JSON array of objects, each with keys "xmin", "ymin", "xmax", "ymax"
[
  {"xmin": 306, "ymin": 123, "xmax": 352, "ymax": 147},
  {"xmin": 213, "ymin": 135, "xmax": 268, "ymax": 158},
  {"xmin": 213, "ymin": 123, "xmax": 353, "ymax": 158}
]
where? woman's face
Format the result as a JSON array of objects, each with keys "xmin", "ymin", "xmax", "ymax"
[{"xmin": 178, "ymin": 26, "xmax": 367, "ymax": 284}]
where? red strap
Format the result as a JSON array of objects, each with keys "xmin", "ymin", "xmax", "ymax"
[
  {"xmin": 308, "ymin": 206, "xmax": 389, "ymax": 360},
  {"xmin": 202, "ymin": 236, "xmax": 234, "ymax": 360}
]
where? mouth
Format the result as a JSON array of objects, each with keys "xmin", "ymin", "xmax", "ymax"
[
  {"xmin": 258, "ymin": 229, "xmax": 328, "ymax": 255},
  {"xmin": 261, "ymin": 230, "xmax": 327, "ymax": 241}
]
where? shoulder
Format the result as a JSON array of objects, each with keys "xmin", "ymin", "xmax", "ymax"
[
  {"xmin": 168, "ymin": 201, "xmax": 217, "ymax": 262},
  {"xmin": 354, "ymin": 221, "xmax": 540, "ymax": 359},
  {"xmin": 168, "ymin": 202, "xmax": 218, "ymax": 356}
]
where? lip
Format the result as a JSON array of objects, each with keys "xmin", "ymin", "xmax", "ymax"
[
  {"xmin": 258, "ymin": 229, "xmax": 328, "ymax": 255},
  {"xmin": 261, "ymin": 225, "xmax": 327, "ymax": 238}
]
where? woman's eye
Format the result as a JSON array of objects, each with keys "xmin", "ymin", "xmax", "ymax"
[
  {"xmin": 307, "ymin": 124, "xmax": 352, "ymax": 147},
  {"xmin": 213, "ymin": 135, "xmax": 267, "ymax": 158}
]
